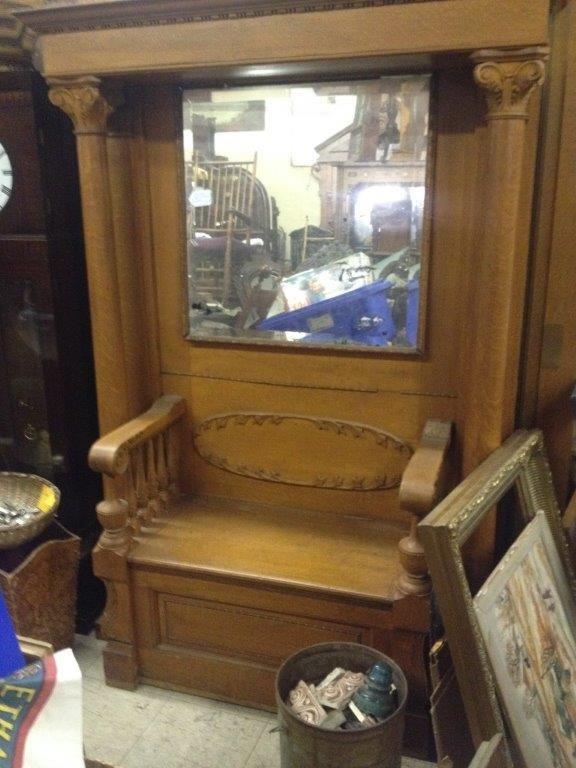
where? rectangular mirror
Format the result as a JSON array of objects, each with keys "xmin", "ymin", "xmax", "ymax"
[{"xmin": 182, "ymin": 74, "xmax": 431, "ymax": 350}]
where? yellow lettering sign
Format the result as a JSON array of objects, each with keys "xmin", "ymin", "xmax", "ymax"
[
  {"xmin": 0, "ymin": 702, "xmax": 21, "ymax": 721},
  {"xmin": 0, "ymin": 718, "xmax": 14, "ymax": 742},
  {"xmin": 0, "ymin": 685, "xmax": 34, "ymax": 703}
]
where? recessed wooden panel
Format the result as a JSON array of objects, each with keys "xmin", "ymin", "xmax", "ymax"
[
  {"xmin": 134, "ymin": 568, "xmax": 395, "ymax": 628},
  {"xmin": 194, "ymin": 413, "xmax": 412, "ymax": 491},
  {"xmin": 159, "ymin": 592, "xmax": 364, "ymax": 665},
  {"xmin": 163, "ymin": 371, "xmax": 456, "ymax": 520}
]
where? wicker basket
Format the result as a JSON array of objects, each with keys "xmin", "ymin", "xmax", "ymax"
[{"xmin": 0, "ymin": 473, "xmax": 60, "ymax": 549}]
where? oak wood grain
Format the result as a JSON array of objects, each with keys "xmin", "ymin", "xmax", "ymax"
[
  {"xmin": 23, "ymin": 0, "xmax": 549, "ymax": 79},
  {"xmin": 130, "ymin": 495, "xmax": 405, "ymax": 603}
]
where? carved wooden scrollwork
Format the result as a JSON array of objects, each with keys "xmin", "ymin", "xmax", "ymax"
[
  {"xmin": 48, "ymin": 76, "xmax": 115, "ymax": 134},
  {"xmin": 0, "ymin": 531, "xmax": 80, "ymax": 650},
  {"xmin": 194, "ymin": 412, "xmax": 413, "ymax": 490},
  {"xmin": 472, "ymin": 47, "xmax": 548, "ymax": 120}
]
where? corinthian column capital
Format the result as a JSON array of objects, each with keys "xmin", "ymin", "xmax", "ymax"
[
  {"xmin": 48, "ymin": 76, "xmax": 115, "ymax": 134},
  {"xmin": 472, "ymin": 47, "xmax": 548, "ymax": 121}
]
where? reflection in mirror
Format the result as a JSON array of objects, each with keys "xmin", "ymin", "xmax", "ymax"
[{"xmin": 182, "ymin": 75, "xmax": 431, "ymax": 349}]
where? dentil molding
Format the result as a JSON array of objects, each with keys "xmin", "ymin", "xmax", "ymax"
[{"xmin": 17, "ymin": 0, "xmax": 457, "ymax": 35}]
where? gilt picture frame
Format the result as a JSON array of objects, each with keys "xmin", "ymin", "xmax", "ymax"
[
  {"xmin": 419, "ymin": 430, "xmax": 576, "ymax": 768},
  {"xmin": 438, "ymin": 734, "xmax": 507, "ymax": 768}
]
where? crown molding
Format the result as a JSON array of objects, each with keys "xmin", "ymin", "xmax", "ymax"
[
  {"xmin": 16, "ymin": 0, "xmax": 453, "ymax": 35},
  {"xmin": 0, "ymin": 0, "xmax": 41, "ymax": 65}
]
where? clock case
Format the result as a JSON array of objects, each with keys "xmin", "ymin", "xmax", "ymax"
[{"xmin": 0, "ymin": 69, "xmax": 102, "ymax": 629}]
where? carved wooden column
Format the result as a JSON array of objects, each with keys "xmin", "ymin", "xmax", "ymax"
[
  {"xmin": 107, "ymin": 106, "xmax": 150, "ymax": 416},
  {"xmin": 94, "ymin": 498, "xmax": 138, "ymax": 688},
  {"xmin": 463, "ymin": 48, "xmax": 548, "ymax": 476},
  {"xmin": 48, "ymin": 77, "xmax": 130, "ymax": 435}
]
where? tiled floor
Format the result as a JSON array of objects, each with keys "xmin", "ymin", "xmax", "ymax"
[{"xmin": 74, "ymin": 634, "xmax": 434, "ymax": 768}]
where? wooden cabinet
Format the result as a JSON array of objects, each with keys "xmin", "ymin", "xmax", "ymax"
[
  {"xmin": 0, "ymin": 8, "xmax": 102, "ymax": 629},
  {"xmin": 0, "ymin": 72, "xmax": 100, "ymax": 540}
]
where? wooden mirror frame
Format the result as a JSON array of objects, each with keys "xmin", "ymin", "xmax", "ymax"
[{"xmin": 419, "ymin": 430, "xmax": 576, "ymax": 767}]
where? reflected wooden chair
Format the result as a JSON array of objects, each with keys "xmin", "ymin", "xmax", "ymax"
[{"xmin": 190, "ymin": 152, "xmax": 258, "ymax": 306}]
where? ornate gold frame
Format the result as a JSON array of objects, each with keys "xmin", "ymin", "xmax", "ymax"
[
  {"xmin": 438, "ymin": 734, "xmax": 507, "ymax": 768},
  {"xmin": 419, "ymin": 430, "xmax": 576, "ymax": 768}
]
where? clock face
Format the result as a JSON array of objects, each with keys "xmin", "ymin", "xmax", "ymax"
[{"xmin": 0, "ymin": 142, "xmax": 13, "ymax": 212}]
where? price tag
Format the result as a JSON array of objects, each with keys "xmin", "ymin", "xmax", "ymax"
[
  {"xmin": 308, "ymin": 313, "xmax": 334, "ymax": 332},
  {"xmin": 189, "ymin": 187, "xmax": 213, "ymax": 207},
  {"xmin": 37, "ymin": 485, "xmax": 56, "ymax": 513}
]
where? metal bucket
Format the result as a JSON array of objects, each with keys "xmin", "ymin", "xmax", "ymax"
[{"xmin": 276, "ymin": 642, "xmax": 408, "ymax": 768}]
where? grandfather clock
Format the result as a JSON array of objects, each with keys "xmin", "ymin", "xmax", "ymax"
[{"xmin": 0, "ymin": 1, "xmax": 102, "ymax": 629}]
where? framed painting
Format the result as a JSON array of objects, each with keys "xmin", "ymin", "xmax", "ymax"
[
  {"xmin": 419, "ymin": 430, "xmax": 576, "ymax": 768},
  {"xmin": 475, "ymin": 512, "xmax": 576, "ymax": 768},
  {"xmin": 184, "ymin": 99, "xmax": 265, "ymax": 133}
]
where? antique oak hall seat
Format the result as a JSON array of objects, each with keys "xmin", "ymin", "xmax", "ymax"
[
  {"xmin": 15, "ymin": 0, "xmax": 555, "ymax": 758},
  {"xmin": 89, "ymin": 395, "xmax": 452, "ymax": 750}
]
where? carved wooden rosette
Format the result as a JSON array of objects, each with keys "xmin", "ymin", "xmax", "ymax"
[
  {"xmin": 47, "ymin": 76, "xmax": 131, "ymax": 438},
  {"xmin": 472, "ymin": 48, "xmax": 547, "ymax": 121}
]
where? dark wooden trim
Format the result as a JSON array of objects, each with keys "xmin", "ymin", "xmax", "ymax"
[{"xmin": 17, "ymin": 0, "xmax": 457, "ymax": 35}]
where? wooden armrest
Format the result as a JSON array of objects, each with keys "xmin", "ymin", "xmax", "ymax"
[
  {"xmin": 400, "ymin": 420, "xmax": 454, "ymax": 519},
  {"xmin": 396, "ymin": 420, "xmax": 454, "ymax": 596},
  {"xmin": 89, "ymin": 395, "xmax": 186, "ymax": 477}
]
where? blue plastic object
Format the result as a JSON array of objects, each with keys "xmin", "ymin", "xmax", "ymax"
[
  {"xmin": 352, "ymin": 660, "xmax": 397, "ymax": 719},
  {"xmin": 257, "ymin": 280, "xmax": 396, "ymax": 347},
  {"xmin": 0, "ymin": 591, "xmax": 25, "ymax": 677},
  {"xmin": 406, "ymin": 278, "xmax": 419, "ymax": 347}
]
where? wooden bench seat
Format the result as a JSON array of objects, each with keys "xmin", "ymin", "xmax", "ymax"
[
  {"xmin": 131, "ymin": 495, "xmax": 406, "ymax": 603},
  {"xmin": 89, "ymin": 395, "xmax": 453, "ymax": 757}
]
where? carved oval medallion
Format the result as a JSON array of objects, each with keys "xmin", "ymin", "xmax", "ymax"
[{"xmin": 193, "ymin": 413, "xmax": 412, "ymax": 490}]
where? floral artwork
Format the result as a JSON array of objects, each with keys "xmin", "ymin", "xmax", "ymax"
[{"xmin": 475, "ymin": 513, "xmax": 576, "ymax": 768}]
